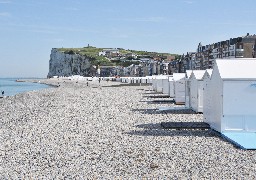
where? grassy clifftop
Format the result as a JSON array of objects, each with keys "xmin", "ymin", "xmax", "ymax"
[
  {"xmin": 58, "ymin": 47, "xmax": 103, "ymax": 57},
  {"xmin": 57, "ymin": 47, "xmax": 114, "ymax": 66},
  {"xmin": 57, "ymin": 46, "xmax": 178, "ymax": 67}
]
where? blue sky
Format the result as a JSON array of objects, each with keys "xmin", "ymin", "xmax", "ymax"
[{"xmin": 1, "ymin": 0, "xmax": 256, "ymax": 77}]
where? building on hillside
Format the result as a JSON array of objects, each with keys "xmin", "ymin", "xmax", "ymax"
[
  {"xmin": 126, "ymin": 53, "xmax": 138, "ymax": 59},
  {"xmin": 162, "ymin": 63, "xmax": 169, "ymax": 75},
  {"xmin": 153, "ymin": 56, "xmax": 162, "ymax": 61},
  {"xmin": 99, "ymin": 49, "xmax": 120, "ymax": 58},
  {"xmin": 128, "ymin": 64, "xmax": 143, "ymax": 77},
  {"xmin": 140, "ymin": 60, "xmax": 153, "ymax": 76},
  {"xmin": 168, "ymin": 60, "xmax": 178, "ymax": 74},
  {"xmin": 194, "ymin": 33, "xmax": 256, "ymax": 70},
  {"xmin": 99, "ymin": 66, "xmax": 117, "ymax": 77},
  {"xmin": 167, "ymin": 55, "xmax": 176, "ymax": 61}
]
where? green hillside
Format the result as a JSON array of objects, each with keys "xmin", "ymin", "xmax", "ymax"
[
  {"xmin": 57, "ymin": 46, "xmax": 178, "ymax": 67},
  {"xmin": 58, "ymin": 47, "xmax": 114, "ymax": 66}
]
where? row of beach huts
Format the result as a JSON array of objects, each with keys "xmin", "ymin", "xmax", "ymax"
[{"xmin": 120, "ymin": 59, "xmax": 256, "ymax": 149}]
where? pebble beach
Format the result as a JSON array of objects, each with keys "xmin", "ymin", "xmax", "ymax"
[{"xmin": 0, "ymin": 79, "xmax": 256, "ymax": 179}]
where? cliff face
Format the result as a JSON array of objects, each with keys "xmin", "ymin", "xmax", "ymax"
[{"xmin": 48, "ymin": 48, "xmax": 95, "ymax": 78}]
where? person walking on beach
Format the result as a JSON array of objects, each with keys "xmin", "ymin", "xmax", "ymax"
[
  {"xmin": 1, "ymin": 90, "xmax": 4, "ymax": 96},
  {"xmin": 98, "ymin": 77, "xmax": 101, "ymax": 83}
]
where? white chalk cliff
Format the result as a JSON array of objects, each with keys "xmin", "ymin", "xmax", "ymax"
[{"xmin": 48, "ymin": 48, "xmax": 95, "ymax": 78}]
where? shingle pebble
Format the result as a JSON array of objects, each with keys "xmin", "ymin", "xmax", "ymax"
[{"xmin": 0, "ymin": 79, "xmax": 256, "ymax": 179}]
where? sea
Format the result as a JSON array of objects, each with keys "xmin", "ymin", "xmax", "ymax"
[{"xmin": 0, "ymin": 78, "xmax": 50, "ymax": 97}]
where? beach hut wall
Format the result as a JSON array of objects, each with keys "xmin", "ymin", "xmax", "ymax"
[
  {"xmin": 185, "ymin": 70, "xmax": 193, "ymax": 108},
  {"xmin": 168, "ymin": 76, "xmax": 175, "ymax": 98},
  {"xmin": 204, "ymin": 59, "xmax": 256, "ymax": 133},
  {"xmin": 189, "ymin": 70, "xmax": 205, "ymax": 112},
  {"xmin": 173, "ymin": 73, "xmax": 186, "ymax": 104},
  {"xmin": 202, "ymin": 69, "xmax": 213, "ymax": 124}
]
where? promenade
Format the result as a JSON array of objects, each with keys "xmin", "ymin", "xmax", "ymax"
[{"xmin": 0, "ymin": 79, "xmax": 255, "ymax": 179}]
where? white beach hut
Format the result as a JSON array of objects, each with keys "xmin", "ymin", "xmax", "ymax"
[
  {"xmin": 155, "ymin": 75, "xmax": 168, "ymax": 93},
  {"xmin": 156, "ymin": 78, "xmax": 162, "ymax": 92},
  {"xmin": 202, "ymin": 69, "xmax": 213, "ymax": 123},
  {"xmin": 120, "ymin": 77, "xmax": 125, "ymax": 83},
  {"xmin": 156, "ymin": 76, "xmax": 163, "ymax": 92},
  {"xmin": 168, "ymin": 76, "xmax": 175, "ymax": 98},
  {"xmin": 133, "ymin": 77, "xmax": 139, "ymax": 83},
  {"xmin": 162, "ymin": 79, "xmax": 169, "ymax": 94},
  {"xmin": 128, "ymin": 77, "xmax": 132, "ymax": 83},
  {"xmin": 173, "ymin": 73, "xmax": 186, "ymax": 104},
  {"xmin": 148, "ymin": 77, "xmax": 152, "ymax": 84},
  {"xmin": 126, "ymin": 77, "xmax": 131, "ymax": 83},
  {"xmin": 202, "ymin": 69, "xmax": 213, "ymax": 87},
  {"xmin": 189, "ymin": 70, "xmax": 205, "ymax": 112},
  {"xmin": 134, "ymin": 77, "xmax": 140, "ymax": 83},
  {"xmin": 130, "ymin": 77, "xmax": 134, "ymax": 83},
  {"xmin": 152, "ymin": 77, "xmax": 157, "ymax": 91},
  {"xmin": 139, "ymin": 77, "xmax": 144, "ymax": 83},
  {"xmin": 204, "ymin": 59, "xmax": 256, "ymax": 133},
  {"xmin": 141, "ymin": 77, "xmax": 147, "ymax": 83},
  {"xmin": 130, "ymin": 78, "xmax": 134, "ymax": 84},
  {"xmin": 186, "ymin": 70, "xmax": 193, "ymax": 79},
  {"xmin": 138, "ymin": 77, "xmax": 142, "ymax": 83},
  {"xmin": 185, "ymin": 70, "xmax": 193, "ymax": 107},
  {"xmin": 162, "ymin": 76, "xmax": 172, "ymax": 94},
  {"xmin": 115, "ymin": 77, "xmax": 121, "ymax": 82},
  {"xmin": 152, "ymin": 76, "xmax": 162, "ymax": 91},
  {"xmin": 146, "ymin": 76, "xmax": 153, "ymax": 84}
]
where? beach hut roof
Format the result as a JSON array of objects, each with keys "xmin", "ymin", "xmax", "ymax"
[
  {"xmin": 202, "ymin": 69, "xmax": 213, "ymax": 80},
  {"xmin": 186, "ymin": 70, "xmax": 193, "ymax": 79},
  {"xmin": 191, "ymin": 70, "xmax": 206, "ymax": 80},
  {"xmin": 154, "ymin": 75, "xmax": 168, "ymax": 79},
  {"xmin": 206, "ymin": 69, "xmax": 213, "ymax": 77},
  {"xmin": 215, "ymin": 59, "xmax": 256, "ymax": 79},
  {"xmin": 173, "ymin": 73, "xmax": 186, "ymax": 81}
]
